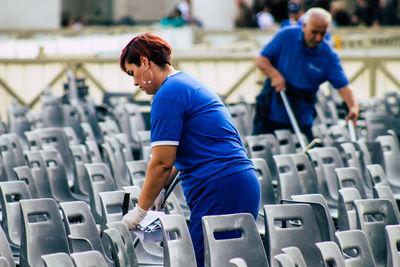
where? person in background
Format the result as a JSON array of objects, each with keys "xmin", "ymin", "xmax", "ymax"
[
  {"xmin": 280, "ymin": 0, "xmax": 304, "ymax": 28},
  {"xmin": 160, "ymin": 8, "xmax": 186, "ymax": 27},
  {"xmin": 234, "ymin": 0, "xmax": 256, "ymax": 28},
  {"xmin": 373, "ymin": 0, "xmax": 398, "ymax": 26},
  {"xmin": 351, "ymin": 0, "xmax": 374, "ymax": 26},
  {"xmin": 253, "ymin": 8, "xmax": 359, "ymax": 141},
  {"xmin": 256, "ymin": 5, "xmax": 275, "ymax": 30},
  {"xmin": 120, "ymin": 33, "xmax": 260, "ymax": 267}
]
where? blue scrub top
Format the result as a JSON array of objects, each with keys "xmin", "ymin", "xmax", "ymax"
[
  {"xmin": 150, "ymin": 71, "xmax": 254, "ymax": 203},
  {"xmin": 260, "ymin": 26, "xmax": 348, "ymax": 125}
]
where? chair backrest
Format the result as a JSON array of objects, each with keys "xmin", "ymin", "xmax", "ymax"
[
  {"xmin": 25, "ymin": 131, "xmax": 42, "ymax": 150},
  {"xmin": 3, "ymin": 133, "xmax": 26, "ymax": 167},
  {"xmin": 20, "ymin": 198, "xmax": 70, "ymax": 267},
  {"xmin": 335, "ymin": 167, "xmax": 368, "ymax": 199},
  {"xmin": 41, "ymin": 253, "xmax": 75, "ymax": 267},
  {"xmin": 60, "ymin": 201, "xmax": 107, "ymax": 257},
  {"xmin": 80, "ymin": 122, "xmax": 96, "ymax": 142},
  {"xmin": 274, "ymin": 130, "xmax": 297, "ymax": 154},
  {"xmin": 0, "ymin": 135, "xmax": 19, "ymax": 181},
  {"xmin": 273, "ymin": 155, "xmax": 303, "ymax": 200},
  {"xmin": 315, "ymin": 241, "xmax": 346, "ymax": 267},
  {"xmin": 337, "ymin": 187, "xmax": 362, "ymax": 231},
  {"xmin": 69, "ymin": 145, "xmax": 90, "ymax": 196},
  {"xmin": 385, "ymin": 224, "xmax": 400, "ymax": 267},
  {"xmin": 24, "ymin": 150, "xmax": 53, "ymax": 198},
  {"xmin": 14, "ymin": 166, "xmax": 39, "ymax": 198},
  {"xmin": 106, "ymin": 222, "xmax": 139, "ymax": 267},
  {"xmin": 354, "ymin": 198, "xmax": 399, "ymax": 266},
  {"xmin": 159, "ymin": 214, "xmax": 197, "ymax": 267},
  {"xmin": 34, "ymin": 127, "xmax": 75, "ymax": 185},
  {"xmin": 115, "ymin": 133, "xmax": 134, "ymax": 162},
  {"xmin": 84, "ymin": 163, "xmax": 117, "ymax": 223},
  {"xmin": 281, "ymin": 247, "xmax": 307, "ymax": 267},
  {"xmin": 273, "ymin": 253, "xmax": 295, "ymax": 267},
  {"xmin": 126, "ymin": 160, "xmax": 148, "ymax": 188},
  {"xmin": 310, "ymin": 146, "xmax": 344, "ymax": 201},
  {"xmin": 102, "ymin": 228, "xmax": 130, "ymax": 267},
  {"xmin": 99, "ymin": 190, "xmax": 126, "ymax": 230},
  {"xmin": 289, "ymin": 153, "xmax": 318, "ymax": 194},
  {"xmin": 62, "ymin": 105, "xmax": 85, "ymax": 143},
  {"xmin": 84, "ymin": 140, "xmax": 102, "ymax": 163},
  {"xmin": 0, "ymin": 181, "xmax": 32, "ymax": 247},
  {"xmin": 202, "ymin": 213, "xmax": 269, "ymax": 267},
  {"xmin": 71, "ymin": 251, "xmax": 108, "ymax": 267},
  {"xmin": 246, "ymin": 135, "xmax": 279, "ymax": 185},
  {"xmin": 290, "ymin": 194, "xmax": 335, "ymax": 241},
  {"xmin": 335, "ymin": 230, "xmax": 376, "ymax": 267},
  {"xmin": 259, "ymin": 134, "xmax": 280, "ymax": 155},
  {"xmin": 376, "ymin": 134, "xmax": 400, "ymax": 188},
  {"xmin": 365, "ymin": 111, "xmax": 390, "ymax": 141},
  {"xmin": 63, "ymin": 127, "xmax": 80, "ymax": 145},
  {"xmin": 251, "ymin": 158, "xmax": 276, "ymax": 206},
  {"xmin": 0, "ymin": 225, "xmax": 15, "ymax": 267},
  {"xmin": 263, "ymin": 203, "xmax": 325, "ymax": 266},
  {"xmin": 366, "ymin": 164, "xmax": 389, "ymax": 187},
  {"xmin": 373, "ymin": 185, "xmax": 400, "ymax": 222},
  {"xmin": 102, "ymin": 136, "xmax": 130, "ymax": 188}
]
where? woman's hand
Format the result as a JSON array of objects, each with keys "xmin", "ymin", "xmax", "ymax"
[
  {"xmin": 153, "ymin": 188, "xmax": 166, "ymax": 211},
  {"xmin": 122, "ymin": 205, "xmax": 147, "ymax": 230}
]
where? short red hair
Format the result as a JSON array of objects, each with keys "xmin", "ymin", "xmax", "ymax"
[{"xmin": 120, "ymin": 33, "xmax": 172, "ymax": 72}]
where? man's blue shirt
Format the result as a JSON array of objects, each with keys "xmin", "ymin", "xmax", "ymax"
[
  {"xmin": 260, "ymin": 26, "xmax": 348, "ymax": 125},
  {"xmin": 150, "ymin": 72, "xmax": 253, "ymax": 203}
]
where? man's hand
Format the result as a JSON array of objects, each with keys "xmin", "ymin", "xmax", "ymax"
[
  {"xmin": 346, "ymin": 106, "xmax": 359, "ymax": 126},
  {"xmin": 270, "ymin": 71, "xmax": 286, "ymax": 92},
  {"xmin": 122, "ymin": 205, "xmax": 147, "ymax": 230}
]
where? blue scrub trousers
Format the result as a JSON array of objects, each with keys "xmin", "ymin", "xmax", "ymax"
[{"xmin": 187, "ymin": 168, "xmax": 260, "ymax": 267}]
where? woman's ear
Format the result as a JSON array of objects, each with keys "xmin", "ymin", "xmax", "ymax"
[{"xmin": 139, "ymin": 55, "xmax": 149, "ymax": 67}]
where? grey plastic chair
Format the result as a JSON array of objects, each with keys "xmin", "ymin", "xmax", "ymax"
[
  {"xmin": 159, "ymin": 214, "xmax": 196, "ymax": 267},
  {"xmin": 63, "ymin": 127, "xmax": 80, "ymax": 145},
  {"xmin": 14, "ymin": 166, "xmax": 39, "ymax": 198},
  {"xmin": 365, "ymin": 111, "xmax": 391, "ymax": 141},
  {"xmin": 84, "ymin": 163, "xmax": 117, "ymax": 224},
  {"xmin": 102, "ymin": 228, "xmax": 131, "ymax": 267},
  {"xmin": 40, "ymin": 149, "xmax": 87, "ymax": 202},
  {"xmin": 62, "ymin": 105, "xmax": 85, "ymax": 143},
  {"xmin": 335, "ymin": 230, "xmax": 376, "ymax": 267},
  {"xmin": 259, "ymin": 134, "xmax": 280, "ymax": 155},
  {"xmin": 80, "ymin": 122, "xmax": 96, "ymax": 142},
  {"xmin": 99, "ymin": 190, "xmax": 126, "ymax": 231},
  {"xmin": 19, "ymin": 198, "xmax": 70, "ymax": 267},
  {"xmin": 3, "ymin": 133, "xmax": 26, "ymax": 167},
  {"xmin": 24, "ymin": 131, "xmax": 42, "ymax": 150},
  {"xmin": 366, "ymin": 164, "xmax": 390, "ymax": 187},
  {"xmin": 126, "ymin": 160, "xmax": 148, "ymax": 188},
  {"xmin": 373, "ymin": 185, "xmax": 400, "ymax": 221},
  {"xmin": 274, "ymin": 130, "xmax": 297, "ymax": 154},
  {"xmin": 245, "ymin": 135, "xmax": 279, "ymax": 185},
  {"xmin": 202, "ymin": 213, "xmax": 269, "ymax": 267},
  {"xmin": 0, "ymin": 225, "xmax": 15, "ymax": 267},
  {"xmin": 273, "ymin": 155, "xmax": 303, "ymax": 201},
  {"xmin": 354, "ymin": 198, "xmax": 399, "ymax": 266},
  {"xmin": 315, "ymin": 241, "xmax": 346, "ymax": 267},
  {"xmin": 290, "ymin": 194, "xmax": 335, "ymax": 241},
  {"xmin": 106, "ymin": 222, "xmax": 162, "ymax": 266},
  {"xmin": 280, "ymin": 247, "xmax": 306, "ymax": 267},
  {"xmin": 0, "ymin": 181, "xmax": 32, "ymax": 249},
  {"xmin": 60, "ymin": 201, "xmax": 112, "ymax": 266},
  {"xmin": 24, "ymin": 150, "xmax": 53, "ymax": 198},
  {"xmin": 33, "ymin": 127, "xmax": 75, "ymax": 185},
  {"xmin": 273, "ymin": 253, "xmax": 295, "ymax": 267},
  {"xmin": 115, "ymin": 133, "xmax": 134, "ymax": 162},
  {"xmin": 376, "ymin": 135, "xmax": 400, "ymax": 191},
  {"xmin": 7, "ymin": 104, "xmax": 31, "ymax": 148},
  {"xmin": 71, "ymin": 251, "xmax": 108, "ymax": 267},
  {"xmin": 0, "ymin": 135, "xmax": 19, "ymax": 181},
  {"xmin": 385, "ymin": 224, "xmax": 400, "ymax": 267},
  {"xmin": 337, "ymin": 188, "xmax": 362, "ymax": 231},
  {"xmin": 263, "ymin": 203, "xmax": 326, "ymax": 267},
  {"xmin": 251, "ymin": 158, "xmax": 276, "ymax": 235},
  {"xmin": 41, "ymin": 252, "xmax": 75, "ymax": 267},
  {"xmin": 69, "ymin": 144, "xmax": 90, "ymax": 196},
  {"xmin": 84, "ymin": 140, "xmax": 102, "ymax": 163},
  {"xmin": 335, "ymin": 167, "xmax": 369, "ymax": 199},
  {"xmin": 289, "ymin": 153, "xmax": 319, "ymax": 194}
]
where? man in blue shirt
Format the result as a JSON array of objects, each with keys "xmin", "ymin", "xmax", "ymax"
[
  {"xmin": 280, "ymin": 0, "xmax": 303, "ymax": 28},
  {"xmin": 253, "ymin": 7, "xmax": 358, "ymax": 140}
]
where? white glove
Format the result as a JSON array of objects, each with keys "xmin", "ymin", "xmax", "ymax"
[
  {"xmin": 122, "ymin": 205, "xmax": 147, "ymax": 230},
  {"xmin": 153, "ymin": 188, "xmax": 166, "ymax": 211}
]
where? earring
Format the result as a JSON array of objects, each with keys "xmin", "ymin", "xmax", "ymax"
[{"xmin": 141, "ymin": 69, "xmax": 153, "ymax": 84}]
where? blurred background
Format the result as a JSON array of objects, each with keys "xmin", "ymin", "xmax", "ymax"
[{"xmin": 0, "ymin": 0, "xmax": 399, "ymax": 121}]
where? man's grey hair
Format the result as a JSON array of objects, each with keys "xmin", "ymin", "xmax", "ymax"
[{"xmin": 302, "ymin": 7, "xmax": 332, "ymax": 24}]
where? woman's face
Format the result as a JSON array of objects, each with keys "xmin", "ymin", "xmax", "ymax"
[{"xmin": 124, "ymin": 61, "xmax": 157, "ymax": 95}]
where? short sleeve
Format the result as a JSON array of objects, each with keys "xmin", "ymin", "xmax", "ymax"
[
  {"xmin": 150, "ymin": 98, "xmax": 183, "ymax": 147},
  {"xmin": 260, "ymin": 30, "xmax": 284, "ymax": 61},
  {"xmin": 326, "ymin": 51, "xmax": 349, "ymax": 90}
]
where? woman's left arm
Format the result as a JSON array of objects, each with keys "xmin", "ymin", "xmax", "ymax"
[{"xmin": 138, "ymin": 145, "xmax": 177, "ymax": 211}]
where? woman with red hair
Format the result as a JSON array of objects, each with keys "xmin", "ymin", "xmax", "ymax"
[{"xmin": 120, "ymin": 33, "xmax": 260, "ymax": 267}]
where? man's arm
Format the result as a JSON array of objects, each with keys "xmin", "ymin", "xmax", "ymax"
[
  {"xmin": 337, "ymin": 85, "xmax": 359, "ymax": 125},
  {"xmin": 255, "ymin": 55, "xmax": 285, "ymax": 92},
  {"xmin": 138, "ymin": 145, "xmax": 177, "ymax": 211}
]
